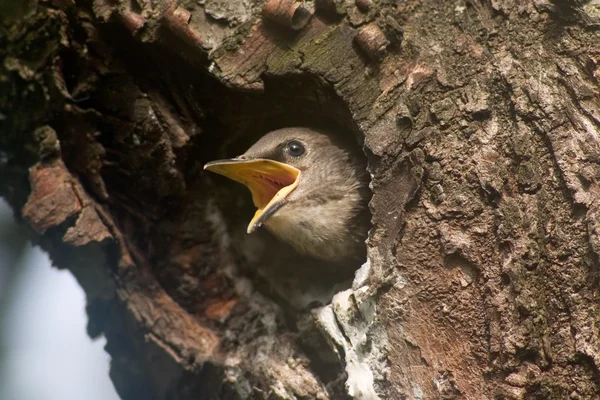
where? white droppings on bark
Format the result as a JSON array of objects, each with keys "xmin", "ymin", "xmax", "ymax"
[
  {"xmin": 353, "ymin": 258, "xmax": 371, "ymax": 289},
  {"xmin": 412, "ymin": 385, "xmax": 424, "ymax": 400},
  {"xmin": 314, "ymin": 283, "xmax": 387, "ymax": 400}
]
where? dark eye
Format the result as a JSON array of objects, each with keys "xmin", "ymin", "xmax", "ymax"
[{"xmin": 285, "ymin": 140, "xmax": 305, "ymax": 157}]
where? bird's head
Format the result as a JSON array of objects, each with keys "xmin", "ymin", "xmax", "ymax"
[{"xmin": 204, "ymin": 127, "xmax": 365, "ymax": 235}]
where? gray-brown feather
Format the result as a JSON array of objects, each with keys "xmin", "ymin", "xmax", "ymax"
[{"xmin": 243, "ymin": 127, "xmax": 370, "ymax": 263}]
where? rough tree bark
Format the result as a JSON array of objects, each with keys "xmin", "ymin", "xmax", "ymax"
[{"xmin": 2, "ymin": 0, "xmax": 600, "ymax": 398}]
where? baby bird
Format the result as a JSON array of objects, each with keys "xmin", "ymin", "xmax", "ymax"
[{"xmin": 204, "ymin": 127, "xmax": 370, "ymax": 264}]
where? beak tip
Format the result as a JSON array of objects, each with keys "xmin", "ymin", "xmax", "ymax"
[{"xmin": 247, "ymin": 224, "xmax": 258, "ymax": 234}]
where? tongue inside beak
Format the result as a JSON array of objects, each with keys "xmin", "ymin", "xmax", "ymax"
[{"xmin": 204, "ymin": 158, "xmax": 301, "ymax": 233}]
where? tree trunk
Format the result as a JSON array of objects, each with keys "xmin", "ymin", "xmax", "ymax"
[{"xmin": 2, "ymin": 0, "xmax": 600, "ymax": 398}]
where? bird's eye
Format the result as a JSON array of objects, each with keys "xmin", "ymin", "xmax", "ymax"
[{"xmin": 285, "ymin": 140, "xmax": 305, "ymax": 157}]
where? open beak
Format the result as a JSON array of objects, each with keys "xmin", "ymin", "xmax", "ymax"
[{"xmin": 204, "ymin": 158, "xmax": 301, "ymax": 233}]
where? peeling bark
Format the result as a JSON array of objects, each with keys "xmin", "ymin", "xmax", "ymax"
[{"xmin": 1, "ymin": 0, "xmax": 600, "ymax": 399}]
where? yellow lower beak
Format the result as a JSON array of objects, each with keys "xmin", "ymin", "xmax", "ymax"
[{"xmin": 204, "ymin": 158, "xmax": 301, "ymax": 233}]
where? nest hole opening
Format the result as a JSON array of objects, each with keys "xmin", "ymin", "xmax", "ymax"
[{"xmin": 195, "ymin": 74, "xmax": 371, "ymax": 305}]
